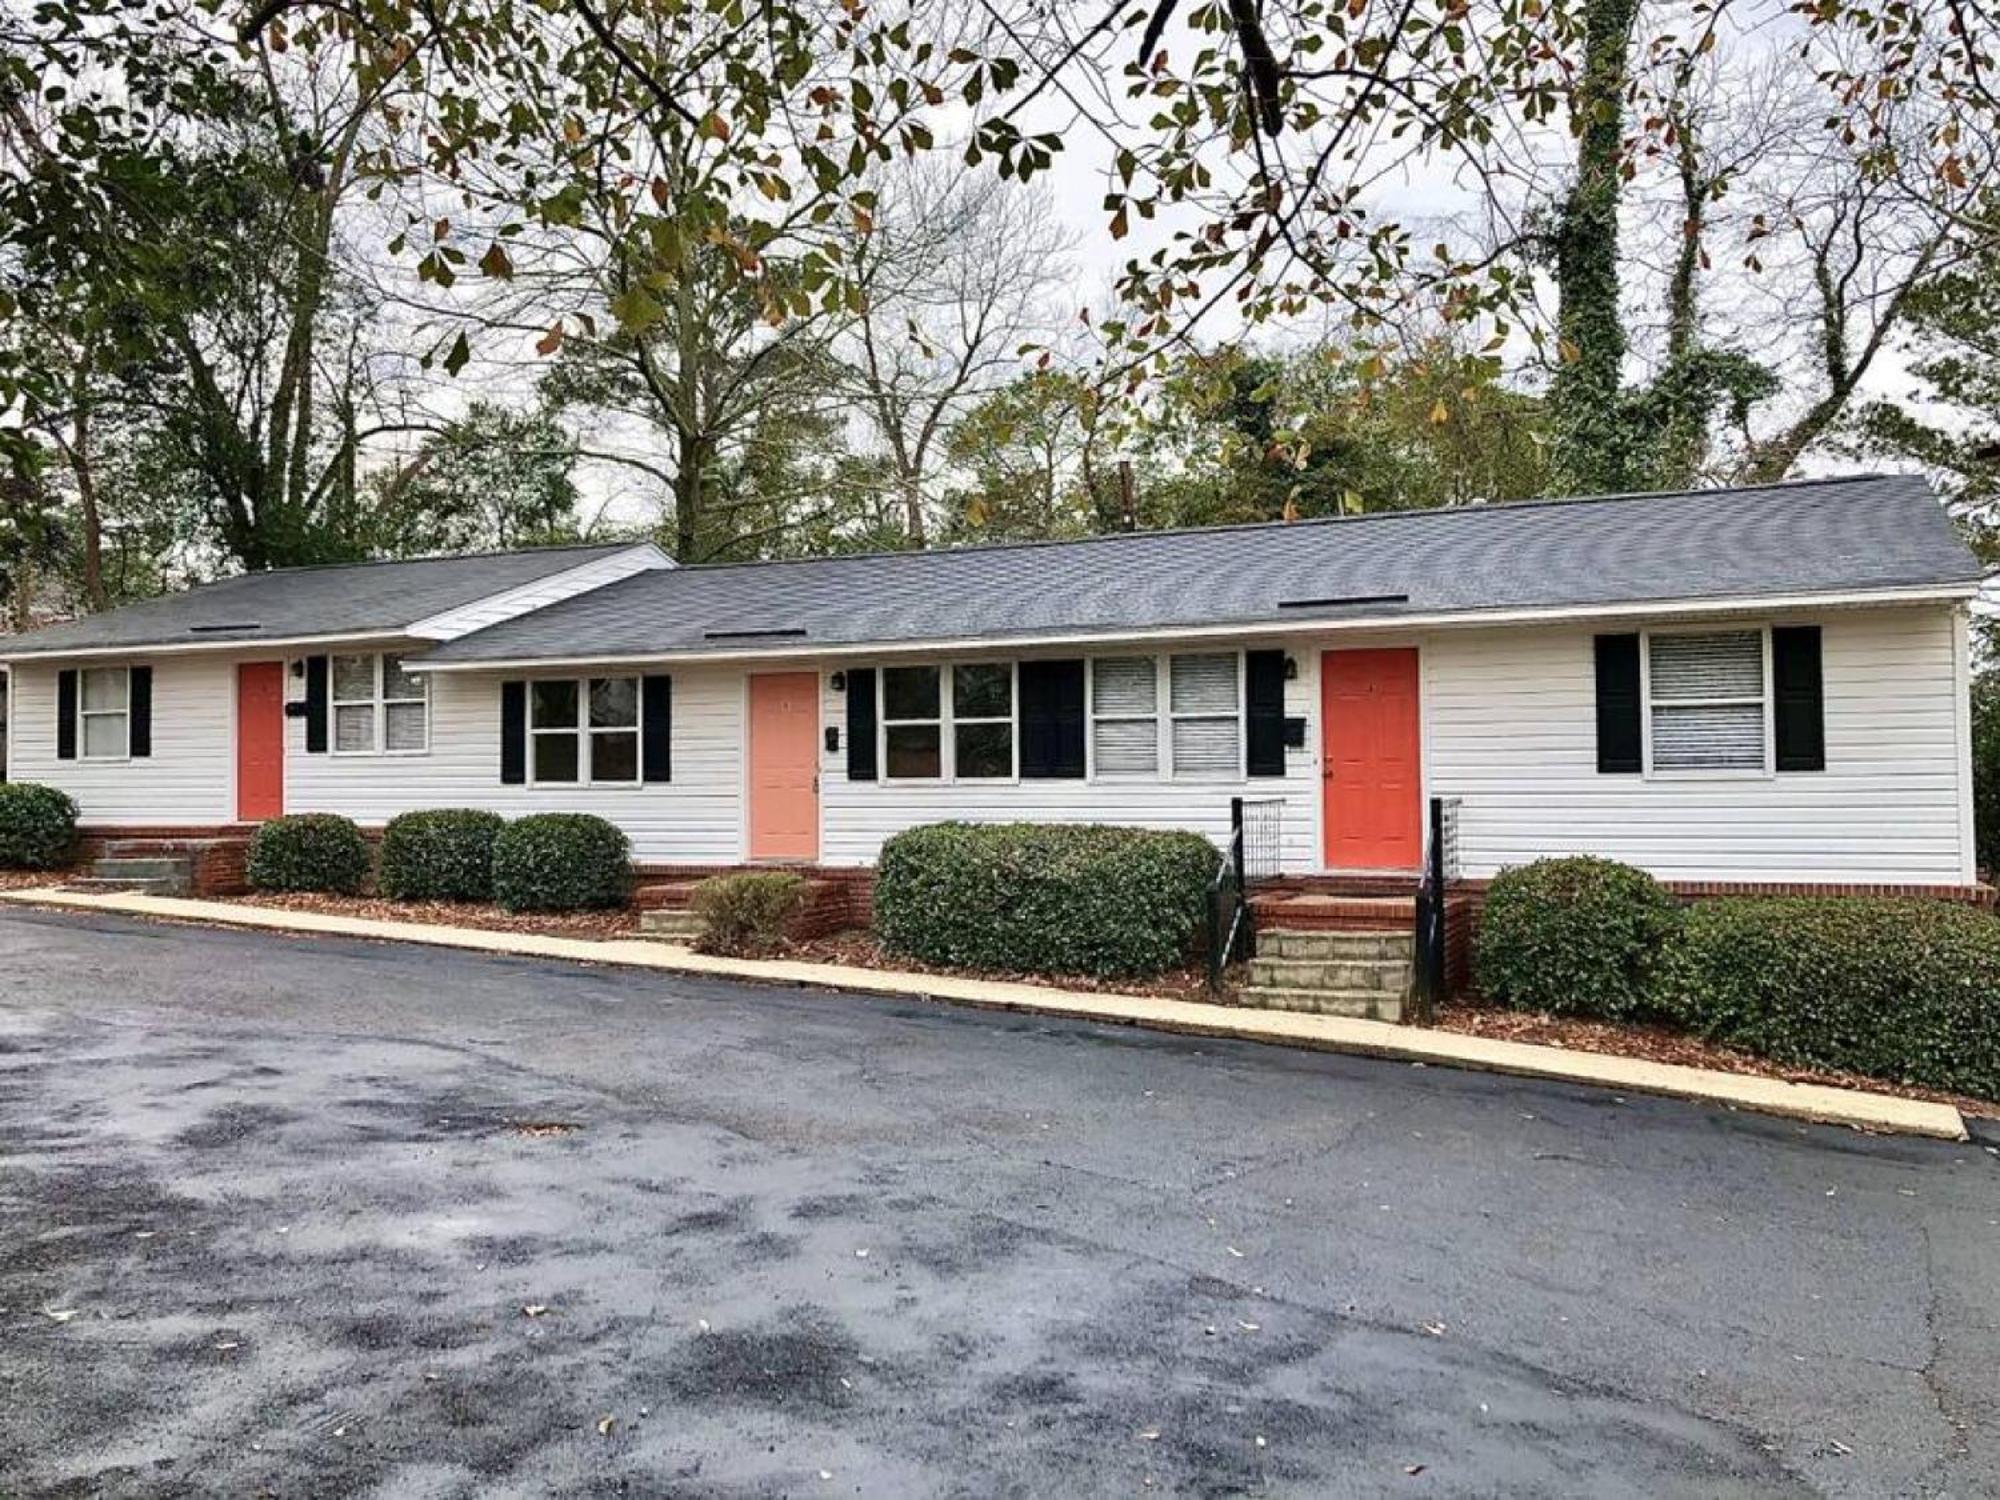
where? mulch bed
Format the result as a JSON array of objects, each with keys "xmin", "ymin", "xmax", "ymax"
[
  {"xmin": 0, "ymin": 870, "xmax": 69, "ymax": 890},
  {"xmin": 786, "ymin": 930, "xmax": 1230, "ymax": 1005},
  {"xmin": 1432, "ymin": 1002, "xmax": 2000, "ymax": 1119},
  {"xmin": 231, "ymin": 892, "xmax": 642, "ymax": 941}
]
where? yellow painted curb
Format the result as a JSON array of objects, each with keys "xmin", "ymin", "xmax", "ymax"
[{"xmin": 0, "ymin": 886, "xmax": 1968, "ymax": 1141}]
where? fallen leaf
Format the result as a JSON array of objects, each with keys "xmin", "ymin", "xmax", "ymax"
[
  {"xmin": 1424, "ymin": 1322, "xmax": 1447, "ymax": 1337},
  {"xmin": 1226, "ymin": 1247, "xmax": 1245, "ymax": 1259},
  {"xmin": 44, "ymin": 1309, "xmax": 76, "ymax": 1323},
  {"xmin": 1237, "ymin": 1321, "xmax": 1261, "ymax": 1332},
  {"xmin": 1406, "ymin": 1462, "xmax": 1427, "ymax": 1475},
  {"xmin": 213, "ymin": 1340, "xmax": 240, "ymax": 1351},
  {"xmin": 522, "ymin": 1304, "xmax": 549, "ymax": 1318},
  {"xmin": 1138, "ymin": 1429, "xmax": 1160, "ymax": 1441},
  {"xmin": 597, "ymin": 1415, "xmax": 615, "ymax": 1436}
]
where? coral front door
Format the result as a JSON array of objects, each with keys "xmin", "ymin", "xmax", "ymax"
[
  {"xmin": 748, "ymin": 672, "xmax": 820, "ymax": 861},
  {"xmin": 236, "ymin": 661, "xmax": 286, "ymax": 822},
  {"xmin": 1320, "ymin": 648, "xmax": 1421, "ymax": 870}
]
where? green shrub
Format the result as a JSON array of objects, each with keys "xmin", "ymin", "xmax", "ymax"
[
  {"xmin": 0, "ymin": 783, "xmax": 78, "ymax": 870},
  {"xmin": 377, "ymin": 809, "xmax": 507, "ymax": 903},
  {"xmin": 1475, "ymin": 856, "xmax": 1681, "ymax": 1018},
  {"xmin": 245, "ymin": 813, "xmax": 370, "ymax": 895},
  {"xmin": 874, "ymin": 821, "xmax": 1221, "ymax": 978},
  {"xmin": 1661, "ymin": 898, "xmax": 2000, "ymax": 1099},
  {"xmin": 691, "ymin": 871, "xmax": 808, "ymax": 956},
  {"xmin": 491, "ymin": 813, "xmax": 631, "ymax": 912}
]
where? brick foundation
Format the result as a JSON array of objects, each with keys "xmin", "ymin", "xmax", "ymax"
[
  {"xmin": 76, "ymin": 826, "xmax": 260, "ymax": 897},
  {"xmin": 631, "ymin": 864, "xmax": 876, "ymax": 937}
]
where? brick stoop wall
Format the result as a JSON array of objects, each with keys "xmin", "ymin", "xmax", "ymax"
[
  {"xmin": 631, "ymin": 864, "xmax": 875, "ymax": 939},
  {"xmin": 75, "ymin": 826, "xmax": 259, "ymax": 896}
]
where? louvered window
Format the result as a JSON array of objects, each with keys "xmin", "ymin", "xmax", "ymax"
[
  {"xmin": 1168, "ymin": 653, "xmax": 1240, "ymax": 777},
  {"xmin": 1646, "ymin": 629, "xmax": 1767, "ymax": 772},
  {"xmin": 1091, "ymin": 657, "xmax": 1159, "ymax": 775}
]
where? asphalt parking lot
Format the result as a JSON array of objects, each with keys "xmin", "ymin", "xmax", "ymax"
[{"xmin": 2, "ymin": 906, "xmax": 1996, "ymax": 1497}]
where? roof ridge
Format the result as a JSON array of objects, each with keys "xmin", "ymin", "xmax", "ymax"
[{"xmin": 674, "ymin": 472, "xmax": 1907, "ymax": 576}]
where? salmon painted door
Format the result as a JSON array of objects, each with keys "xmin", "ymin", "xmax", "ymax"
[
  {"xmin": 236, "ymin": 661, "xmax": 286, "ymax": 822},
  {"xmin": 748, "ymin": 672, "xmax": 820, "ymax": 861},
  {"xmin": 1320, "ymin": 648, "xmax": 1421, "ymax": 869}
]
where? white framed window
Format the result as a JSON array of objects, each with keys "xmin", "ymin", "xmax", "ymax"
[
  {"xmin": 881, "ymin": 665, "xmax": 943, "ymax": 780},
  {"xmin": 530, "ymin": 676, "xmax": 642, "ymax": 785},
  {"xmin": 330, "ymin": 652, "xmax": 429, "ymax": 755},
  {"xmin": 1644, "ymin": 627, "xmax": 1769, "ymax": 774},
  {"xmin": 1091, "ymin": 656, "xmax": 1161, "ymax": 776},
  {"xmin": 952, "ymin": 663, "xmax": 1015, "ymax": 779},
  {"xmin": 1167, "ymin": 652, "xmax": 1241, "ymax": 778},
  {"xmin": 79, "ymin": 666, "xmax": 130, "ymax": 760}
]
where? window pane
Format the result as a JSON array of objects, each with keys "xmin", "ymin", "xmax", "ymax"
[
  {"xmin": 334, "ymin": 703, "xmax": 375, "ymax": 753},
  {"xmin": 882, "ymin": 666, "xmax": 940, "ymax": 721},
  {"xmin": 589, "ymin": 677, "xmax": 639, "ymax": 728},
  {"xmin": 955, "ymin": 722, "xmax": 1012, "ymax": 778},
  {"xmin": 332, "ymin": 654, "xmax": 375, "ymax": 702},
  {"xmin": 81, "ymin": 667, "xmax": 127, "ymax": 712},
  {"xmin": 534, "ymin": 732, "xmax": 579, "ymax": 782},
  {"xmin": 1652, "ymin": 704, "xmax": 1764, "ymax": 770},
  {"xmin": 532, "ymin": 679, "xmax": 579, "ymax": 728},
  {"xmin": 953, "ymin": 663, "xmax": 1011, "ymax": 720},
  {"xmin": 385, "ymin": 701, "xmax": 427, "ymax": 752},
  {"xmin": 1172, "ymin": 717, "xmax": 1239, "ymax": 776},
  {"xmin": 1093, "ymin": 657, "xmax": 1156, "ymax": 717},
  {"xmin": 885, "ymin": 723, "xmax": 941, "ymax": 778},
  {"xmin": 1093, "ymin": 719, "xmax": 1158, "ymax": 775},
  {"xmin": 382, "ymin": 654, "xmax": 425, "ymax": 701},
  {"xmin": 82, "ymin": 712, "xmax": 127, "ymax": 758},
  {"xmin": 1171, "ymin": 653, "xmax": 1238, "ymax": 716},
  {"xmin": 1649, "ymin": 631, "xmax": 1762, "ymax": 702},
  {"xmin": 592, "ymin": 731, "xmax": 639, "ymax": 783}
]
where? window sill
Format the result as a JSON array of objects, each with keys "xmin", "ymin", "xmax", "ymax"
[{"xmin": 1643, "ymin": 767, "xmax": 1774, "ymax": 783}]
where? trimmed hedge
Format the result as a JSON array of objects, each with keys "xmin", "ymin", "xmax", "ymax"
[
  {"xmin": 1662, "ymin": 898, "xmax": 2000, "ymax": 1099},
  {"xmin": 377, "ymin": 809, "xmax": 507, "ymax": 903},
  {"xmin": 1475, "ymin": 856, "xmax": 1681, "ymax": 1019},
  {"xmin": 874, "ymin": 821, "xmax": 1221, "ymax": 978},
  {"xmin": 492, "ymin": 812, "xmax": 631, "ymax": 912},
  {"xmin": 245, "ymin": 813, "xmax": 370, "ymax": 895},
  {"xmin": 691, "ymin": 871, "xmax": 807, "ymax": 956},
  {"xmin": 0, "ymin": 782, "xmax": 78, "ymax": 870}
]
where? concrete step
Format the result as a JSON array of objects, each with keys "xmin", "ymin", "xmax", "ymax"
[
  {"xmin": 1257, "ymin": 928, "xmax": 1412, "ymax": 963},
  {"xmin": 1240, "ymin": 985, "xmax": 1405, "ymax": 1023},
  {"xmin": 1246, "ymin": 955, "xmax": 1411, "ymax": 993},
  {"xmin": 638, "ymin": 908, "xmax": 703, "ymax": 940},
  {"xmin": 68, "ymin": 875, "xmax": 184, "ymax": 896},
  {"xmin": 90, "ymin": 857, "xmax": 188, "ymax": 882}
]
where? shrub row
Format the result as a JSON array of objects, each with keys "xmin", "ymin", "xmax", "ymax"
[
  {"xmin": 874, "ymin": 821, "xmax": 1220, "ymax": 978},
  {"xmin": 1474, "ymin": 856, "xmax": 2000, "ymax": 1098},
  {"xmin": 247, "ymin": 809, "xmax": 629, "ymax": 912},
  {"xmin": 0, "ymin": 783, "xmax": 79, "ymax": 870}
]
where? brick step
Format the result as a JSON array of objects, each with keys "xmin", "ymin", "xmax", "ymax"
[
  {"xmin": 1250, "ymin": 892, "xmax": 1416, "ymax": 933},
  {"xmin": 1255, "ymin": 928, "xmax": 1411, "ymax": 963},
  {"xmin": 638, "ymin": 908, "xmax": 703, "ymax": 940},
  {"xmin": 1240, "ymin": 985, "xmax": 1405, "ymax": 1022},
  {"xmin": 1245, "ymin": 955, "xmax": 1411, "ymax": 993}
]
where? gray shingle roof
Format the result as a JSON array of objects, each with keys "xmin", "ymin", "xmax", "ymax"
[
  {"xmin": 420, "ymin": 475, "xmax": 1982, "ymax": 665},
  {"xmin": 0, "ymin": 544, "xmax": 638, "ymax": 658}
]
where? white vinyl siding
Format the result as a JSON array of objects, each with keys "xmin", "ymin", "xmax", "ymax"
[
  {"xmin": 6, "ymin": 656, "xmax": 235, "ymax": 823},
  {"xmin": 1425, "ymin": 606, "xmax": 1972, "ymax": 884}
]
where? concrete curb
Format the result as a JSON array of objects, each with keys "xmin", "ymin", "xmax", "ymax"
[{"xmin": 0, "ymin": 886, "xmax": 1968, "ymax": 1141}]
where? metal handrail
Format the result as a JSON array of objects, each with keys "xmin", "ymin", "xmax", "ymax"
[{"xmin": 1206, "ymin": 797, "xmax": 1255, "ymax": 992}]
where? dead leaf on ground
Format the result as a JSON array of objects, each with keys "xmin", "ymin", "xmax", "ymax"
[{"xmin": 522, "ymin": 1304, "xmax": 549, "ymax": 1318}]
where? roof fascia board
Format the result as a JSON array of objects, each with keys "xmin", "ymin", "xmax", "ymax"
[
  {"xmin": 0, "ymin": 630, "xmax": 418, "ymax": 664},
  {"xmin": 411, "ymin": 581, "xmax": 1979, "ymax": 673},
  {"xmin": 404, "ymin": 543, "xmax": 674, "ymax": 641}
]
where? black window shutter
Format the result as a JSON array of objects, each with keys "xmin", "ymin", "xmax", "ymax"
[
  {"xmin": 846, "ymin": 668, "xmax": 878, "ymax": 781},
  {"xmin": 1594, "ymin": 634, "xmax": 1642, "ymax": 774},
  {"xmin": 129, "ymin": 666, "xmax": 153, "ymax": 758},
  {"xmin": 1772, "ymin": 625, "xmax": 1825, "ymax": 772},
  {"xmin": 303, "ymin": 654, "xmax": 329, "ymax": 754},
  {"xmin": 642, "ymin": 675, "xmax": 673, "ymax": 782},
  {"xmin": 1245, "ymin": 649, "xmax": 1288, "ymax": 778},
  {"xmin": 1019, "ymin": 659, "xmax": 1085, "ymax": 779},
  {"xmin": 56, "ymin": 669, "xmax": 77, "ymax": 760},
  {"xmin": 500, "ymin": 680, "xmax": 527, "ymax": 785}
]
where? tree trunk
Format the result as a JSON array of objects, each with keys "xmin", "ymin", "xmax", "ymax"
[
  {"xmin": 901, "ymin": 471, "xmax": 927, "ymax": 548},
  {"xmin": 68, "ymin": 344, "xmax": 107, "ymax": 611},
  {"xmin": 1547, "ymin": 0, "xmax": 1642, "ymax": 497}
]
